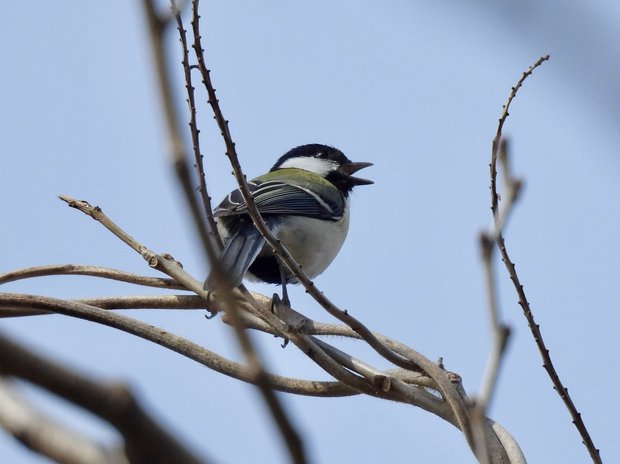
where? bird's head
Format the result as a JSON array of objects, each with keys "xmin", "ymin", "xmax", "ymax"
[{"xmin": 271, "ymin": 144, "xmax": 373, "ymax": 195}]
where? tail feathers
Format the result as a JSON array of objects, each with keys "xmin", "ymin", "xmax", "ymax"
[{"xmin": 204, "ymin": 224, "xmax": 266, "ymax": 290}]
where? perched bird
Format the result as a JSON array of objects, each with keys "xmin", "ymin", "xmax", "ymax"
[{"xmin": 205, "ymin": 144, "xmax": 373, "ymax": 302}]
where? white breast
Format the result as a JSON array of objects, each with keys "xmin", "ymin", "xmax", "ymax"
[{"xmin": 265, "ymin": 209, "xmax": 350, "ymax": 280}]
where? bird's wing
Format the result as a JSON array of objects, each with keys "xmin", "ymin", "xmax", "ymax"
[{"xmin": 214, "ymin": 180, "xmax": 344, "ymax": 220}]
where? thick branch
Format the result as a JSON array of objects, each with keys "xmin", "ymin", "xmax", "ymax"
[
  {"xmin": 0, "ymin": 292, "xmax": 355, "ymax": 398},
  {"xmin": 0, "ymin": 330, "xmax": 205, "ymax": 464},
  {"xmin": 0, "ymin": 379, "xmax": 125, "ymax": 464}
]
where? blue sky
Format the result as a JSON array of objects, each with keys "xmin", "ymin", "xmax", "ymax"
[{"xmin": 1, "ymin": 1, "xmax": 619, "ymax": 463}]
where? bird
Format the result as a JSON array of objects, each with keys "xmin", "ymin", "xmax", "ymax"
[{"xmin": 205, "ymin": 143, "xmax": 373, "ymax": 303}]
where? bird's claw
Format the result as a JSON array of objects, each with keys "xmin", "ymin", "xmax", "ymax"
[{"xmin": 270, "ymin": 292, "xmax": 290, "ymax": 313}]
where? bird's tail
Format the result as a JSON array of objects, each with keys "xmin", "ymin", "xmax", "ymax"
[{"xmin": 204, "ymin": 221, "xmax": 266, "ymax": 290}]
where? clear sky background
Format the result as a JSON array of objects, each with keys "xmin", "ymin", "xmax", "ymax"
[{"xmin": 2, "ymin": 1, "xmax": 619, "ymax": 463}]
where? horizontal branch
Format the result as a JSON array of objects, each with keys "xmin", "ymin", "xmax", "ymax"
[
  {"xmin": 0, "ymin": 264, "xmax": 185, "ymax": 289},
  {"xmin": 0, "ymin": 295, "xmax": 208, "ymax": 318},
  {"xmin": 0, "ymin": 292, "xmax": 355, "ymax": 398}
]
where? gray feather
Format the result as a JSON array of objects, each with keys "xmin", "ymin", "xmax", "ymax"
[{"xmin": 204, "ymin": 224, "xmax": 266, "ymax": 290}]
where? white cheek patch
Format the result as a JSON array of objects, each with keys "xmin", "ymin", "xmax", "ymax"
[{"xmin": 278, "ymin": 157, "xmax": 338, "ymax": 176}]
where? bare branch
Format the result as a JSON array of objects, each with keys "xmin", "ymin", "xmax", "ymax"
[
  {"xmin": 141, "ymin": 0, "xmax": 213, "ymax": 266},
  {"xmin": 490, "ymin": 55, "xmax": 549, "ymax": 217},
  {"xmin": 0, "ymin": 264, "xmax": 184, "ymax": 289},
  {"xmin": 471, "ymin": 56, "xmax": 550, "ymax": 464},
  {"xmin": 0, "ymin": 294, "xmax": 208, "ymax": 318},
  {"xmin": 0, "ymin": 330, "xmax": 206, "ymax": 464},
  {"xmin": 0, "ymin": 379, "xmax": 126, "ymax": 464},
  {"xmin": 173, "ymin": 2, "xmax": 221, "ymax": 249},
  {"xmin": 478, "ymin": 139, "xmax": 520, "ymax": 412},
  {"xmin": 0, "ymin": 292, "xmax": 354, "ymax": 398},
  {"xmin": 477, "ymin": 232, "xmax": 511, "ymax": 410},
  {"xmin": 485, "ymin": 55, "xmax": 601, "ymax": 464}
]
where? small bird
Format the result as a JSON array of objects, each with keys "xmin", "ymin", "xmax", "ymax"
[{"xmin": 205, "ymin": 144, "xmax": 373, "ymax": 302}]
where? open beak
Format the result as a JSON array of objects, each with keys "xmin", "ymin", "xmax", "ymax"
[{"xmin": 340, "ymin": 161, "xmax": 374, "ymax": 186}]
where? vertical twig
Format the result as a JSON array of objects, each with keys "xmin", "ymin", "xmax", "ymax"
[
  {"xmin": 473, "ymin": 57, "xmax": 549, "ymax": 463},
  {"xmin": 160, "ymin": 0, "xmax": 306, "ymax": 464},
  {"xmin": 475, "ymin": 140, "xmax": 519, "ymax": 464},
  {"xmin": 142, "ymin": 0, "xmax": 214, "ymax": 266},
  {"xmin": 173, "ymin": 6, "xmax": 222, "ymax": 249},
  {"xmin": 486, "ymin": 55, "xmax": 601, "ymax": 464},
  {"xmin": 479, "ymin": 140, "xmax": 518, "ymax": 410}
]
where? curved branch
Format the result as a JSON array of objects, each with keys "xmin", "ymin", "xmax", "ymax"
[
  {"xmin": 0, "ymin": 292, "xmax": 356, "ymax": 397},
  {"xmin": 488, "ymin": 55, "xmax": 601, "ymax": 464},
  {"xmin": 249, "ymin": 301, "xmax": 475, "ymax": 448},
  {"xmin": 0, "ymin": 265, "xmax": 184, "ymax": 289},
  {"xmin": 232, "ymin": 299, "xmax": 520, "ymax": 462},
  {"xmin": 490, "ymin": 55, "xmax": 549, "ymax": 216}
]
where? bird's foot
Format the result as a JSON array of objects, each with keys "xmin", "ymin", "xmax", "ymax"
[{"xmin": 270, "ymin": 292, "xmax": 290, "ymax": 313}]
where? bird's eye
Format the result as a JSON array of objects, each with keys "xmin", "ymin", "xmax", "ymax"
[{"xmin": 315, "ymin": 152, "xmax": 327, "ymax": 159}]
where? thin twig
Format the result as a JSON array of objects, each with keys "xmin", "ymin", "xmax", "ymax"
[
  {"xmin": 478, "ymin": 139, "xmax": 519, "ymax": 410},
  {"xmin": 142, "ymin": 0, "xmax": 212, "ymax": 266},
  {"xmin": 477, "ymin": 233, "xmax": 511, "ymax": 409},
  {"xmin": 166, "ymin": 4, "xmax": 308, "ymax": 461},
  {"xmin": 173, "ymin": 2, "xmax": 221, "ymax": 249},
  {"xmin": 488, "ymin": 55, "xmax": 601, "ymax": 464},
  {"xmin": 0, "ymin": 295, "xmax": 208, "ymax": 318},
  {"xmin": 473, "ymin": 57, "xmax": 549, "ymax": 464},
  {"xmin": 0, "ymin": 264, "xmax": 185, "ymax": 289},
  {"xmin": 490, "ymin": 56, "xmax": 549, "ymax": 217},
  {"xmin": 496, "ymin": 212, "xmax": 602, "ymax": 464}
]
